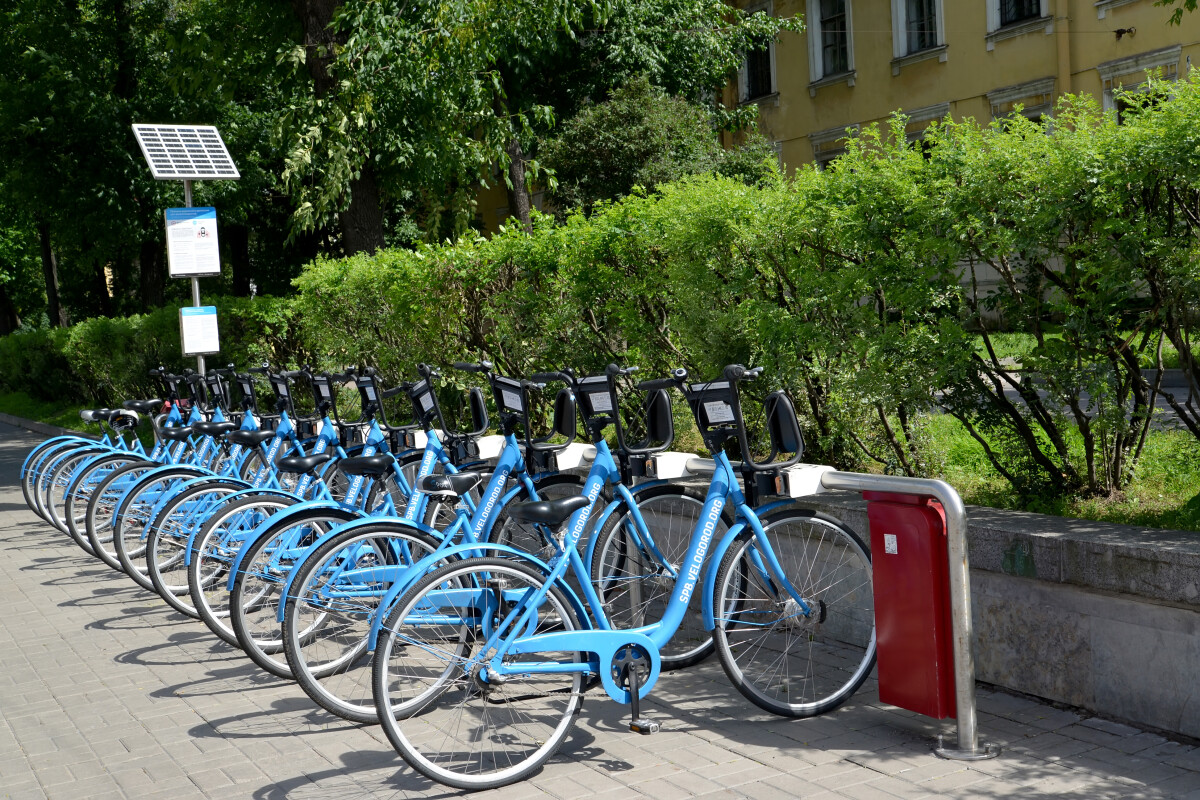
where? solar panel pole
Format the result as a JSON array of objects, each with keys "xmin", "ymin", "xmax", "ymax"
[
  {"xmin": 183, "ymin": 179, "xmax": 205, "ymax": 375},
  {"xmin": 131, "ymin": 124, "xmax": 240, "ymax": 379}
]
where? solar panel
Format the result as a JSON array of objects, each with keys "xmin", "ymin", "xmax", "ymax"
[{"xmin": 132, "ymin": 124, "xmax": 240, "ymax": 180}]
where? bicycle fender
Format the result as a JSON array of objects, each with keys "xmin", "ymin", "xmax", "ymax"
[
  {"xmin": 365, "ymin": 544, "xmax": 592, "ymax": 651},
  {"xmin": 701, "ymin": 521, "xmax": 748, "ymax": 631},
  {"xmin": 275, "ymin": 515, "xmax": 441, "ymax": 622},
  {"xmin": 224, "ymin": 500, "xmax": 365, "ymax": 590},
  {"xmin": 753, "ymin": 498, "xmax": 801, "ymax": 517},
  {"xmin": 627, "ymin": 479, "xmax": 668, "ymax": 494}
]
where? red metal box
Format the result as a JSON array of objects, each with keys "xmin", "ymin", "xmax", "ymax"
[{"xmin": 864, "ymin": 491, "xmax": 956, "ymax": 719}]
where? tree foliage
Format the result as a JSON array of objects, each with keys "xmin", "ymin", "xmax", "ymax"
[{"xmin": 540, "ymin": 76, "xmax": 777, "ymax": 214}]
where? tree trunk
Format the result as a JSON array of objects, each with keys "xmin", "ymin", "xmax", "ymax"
[
  {"xmin": 36, "ymin": 221, "xmax": 69, "ymax": 327},
  {"xmin": 292, "ymin": 0, "xmax": 386, "ymax": 254},
  {"xmin": 138, "ymin": 239, "xmax": 164, "ymax": 309},
  {"xmin": 505, "ymin": 136, "xmax": 533, "ymax": 232},
  {"xmin": 338, "ymin": 168, "xmax": 386, "ymax": 254},
  {"xmin": 83, "ymin": 235, "xmax": 112, "ymax": 317},
  {"xmin": 0, "ymin": 282, "xmax": 21, "ymax": 334},
  {"xmin": 225, "ymin": 223, "xmax": 252, "ymax": 296}
]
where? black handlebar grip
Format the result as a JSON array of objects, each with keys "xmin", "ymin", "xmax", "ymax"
[
  {"xmin": 530, "ymin": 371, "xmax": 573, "ymax": 386},
  {"xmin": 452, "ymin": 361, "xmax": 493, "ymax": 373},
  {"xmin": 281, "ymin": 370, "xmax": 304, "ymax": 379},
  {"xmin": 636, "ymin": 376, "xmax": 683, "ymax": 392}
]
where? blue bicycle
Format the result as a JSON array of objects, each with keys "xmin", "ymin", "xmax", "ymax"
[{"xmin": 370, "ymin": 365, "xmax": 877, "ymax": 789}]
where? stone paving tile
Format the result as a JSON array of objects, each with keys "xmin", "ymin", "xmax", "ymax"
[{"xmin": 5, "ymin": 422, "xmax": 1200, "ymax": 800}]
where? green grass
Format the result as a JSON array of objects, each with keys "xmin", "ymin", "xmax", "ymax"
[
  {"xmin": 925, "ymin": 412, "xmax": 1200, "ymax": 532},
  {"xmin": 0, "ymin": 391, "xmax": 94, "ymax": 433}
]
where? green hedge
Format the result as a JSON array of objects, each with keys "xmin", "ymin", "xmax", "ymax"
[{"xmin": 5, "ymin": 77, "xmax": 1200, "ymax": 500}]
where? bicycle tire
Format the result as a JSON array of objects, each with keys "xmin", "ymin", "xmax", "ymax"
[
  {"xmin": 711, "ymin": 509, "xmax": 876, "ymax": 718},
  {"xmin": 42, "ymin": 446, "xmax": 109, "ymax": 533},
  {"xmin": 282, "ymin": 521, "xmax": 443, "ymax": 723},
  {"xmin": 189, "ymin": 494, "xmax": 297, "ymax": 646},
  {"xmin": 229, "ymin": 508, "xmax": 359, "ymax": 677},
  {"xmin": 373, "ymin": 556, "xmax": 586, "ymax": 790},
  {"xmin": 146, "ymin": 480, "xmax": 244, "ymax": 617},
  {"xmin": 64, "ymin": 453, "xmax": 145, "ymax": 555},
  {"xmin": 85, "ymin": 461, "xmax": 161, "ymax": 572},
  {"xmin": 22, "ymin": 438, "xmax": 87, "ymax": 515},
  {"xmin": 112, "ymin": 467, "xmax": 209, "ymax": 591}
]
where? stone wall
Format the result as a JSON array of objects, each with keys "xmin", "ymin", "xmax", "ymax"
[{"xmin": 804, "ymin": 492, "xmax": 1200, "ymax": 738}]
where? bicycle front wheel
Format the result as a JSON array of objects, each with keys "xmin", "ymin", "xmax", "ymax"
[
  {"xmin": 712, "ymin": 509, "xmax": 875, "ymax": 718},
  {"xmin": 373, "ymin": 557, "xmax": 586, "ymax": 790}
]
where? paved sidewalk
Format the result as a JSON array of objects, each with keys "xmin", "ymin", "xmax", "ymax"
[{"xmin": 4, "ymin": 422, "xmax": 1200, "ymax": 799}]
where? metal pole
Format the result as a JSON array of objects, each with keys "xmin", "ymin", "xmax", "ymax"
[
  {"xmin": 818, "ymin": 471, "xmax": 999, "ymax": 761},
  {"xmin": 183, "ymin": 179, "xmax": 205, "ymax": 375}
]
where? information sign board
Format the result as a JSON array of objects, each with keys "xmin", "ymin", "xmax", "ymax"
[
  {"xmin": 165, "ymin": 207, "xmax": 221, "ymax": 277},
  {"xmin": 180, "ymin": 306, "xmax": 220, "ymax": 356}
]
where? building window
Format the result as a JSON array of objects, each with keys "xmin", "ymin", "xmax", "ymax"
[
  {"xmin": 807, "ymin": 0, "xmax": 855, "ymax": 89},
  {"xmin": 890, "ymin": 0, "xmax": 944, "ymax": 66},
  {"xmin": 820, "ymin": 0, "xmax": 849, "ymax": 75},
  {"xmin": 1098, "ymin": 45, "xmax": 1181, "ymax": 117},
  {"xmin": 810, "ymin": 123, "xmax": 858, "ymax": 169},
  {"xmin": 745, "ymin": 46, "xmax": 773, "ymax": 99},
  {"xmin": 988, "ymin": 76, "xmax": 1055, "ymax": 123},
  {"xmin": 906, "ymin": 0, "xmax": 937, "ymax": 52},
  {"xmin": 1000, "ymin": 0, "xmax": 1040, "ymax": 26},
  {"xmin": 985, "ymin": 0, "xmax": 1051, "ymax": 49},
  {"xmin": 740, "ymin": 3, "xmax": 776, "ymax": 102}
]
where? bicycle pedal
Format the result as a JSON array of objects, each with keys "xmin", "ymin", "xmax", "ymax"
[{"xmin": 629, "ymin": 718, "xmax": 660, "ymax": 735}]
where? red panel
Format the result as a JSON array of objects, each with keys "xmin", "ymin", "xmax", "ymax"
[{"xmin": 865, "ymin": 492, "xmax": 956, "ymax": 719}]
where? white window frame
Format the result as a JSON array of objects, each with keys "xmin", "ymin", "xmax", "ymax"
[
  {"xmin": 985, "ymin": 0, "xmax": 1053, "ymax": 50},
  {"xmin": 1095, "ymin": 0, "xmax": 1142, "ymax": 19},
  {"xmin": 891, "ymin": 0, "xmax": 945, "ymax": 60},
  {"xmin": 987, "ymin": 76, "xmax": 1056, "ymax": 121},
  {"xmin": 739, "ymin": 1, "xmax": 778, "ymax": 104},
  {"xmin": 807, "ymin": 0, "xmax": 855, "ymax": 90}
]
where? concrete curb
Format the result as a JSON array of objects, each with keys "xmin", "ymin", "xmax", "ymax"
[{"xmin": 0, "ymin": 411, "xmax": 96, "ymax": 441}]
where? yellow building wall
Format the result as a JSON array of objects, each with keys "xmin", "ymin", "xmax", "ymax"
[
  {"xmin": 743, "ymin": 0, "xmax": 1200, "ymax": 169},
  {"xmin": 476, "ymin": 1, "xmax": 1200, "ymax": 233}
]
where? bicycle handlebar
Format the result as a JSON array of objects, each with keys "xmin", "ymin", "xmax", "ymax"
[
  {"xmin": 636, "ymin": 368, "xmax": 688, "ymax": 392},
  {"xmin": 452, "ymin": 360, "xmax": 493, "ymax": 374}
]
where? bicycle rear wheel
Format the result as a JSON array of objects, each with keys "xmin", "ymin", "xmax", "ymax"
[
  {"xmin": 146, "ymin": 481, "xmax": 243, "ymax": 617},
  {"xmin": 229, "ymin": 509, "xmax": 358, "ymax": 677},
  {"xmin": 282, "ymin": 522, "xmax": 442, "ymax": 723},
  {"xmin": 64, "ymin": 453, "xmax": 146, "ymax": 556},
  {"xmin": 85, "ymin": 461, "xmax": 161, "ymax": 572},
  {"xmin": 712, "ymin": 509, "xmax": 875, "ymax": 718},
  {"xmin": 189, "ymin": 494, "xmax": 296, "ymax": 646},
  {"xmin": 373, "ymin": 557, "xmax": 586, "ymax": 790}
]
